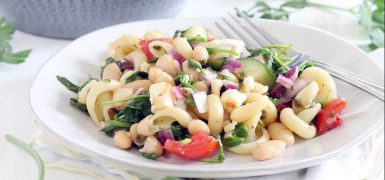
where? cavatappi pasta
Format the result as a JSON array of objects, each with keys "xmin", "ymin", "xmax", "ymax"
[{"xmin": 57, "ymin": 26, "xmax": 347, "ymax": 162}]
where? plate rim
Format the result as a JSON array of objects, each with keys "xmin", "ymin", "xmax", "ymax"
[{"xmin": 28, "ymin": 17, "xmax": 384, "ymax": 178}]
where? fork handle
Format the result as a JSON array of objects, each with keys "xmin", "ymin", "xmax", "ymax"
[
  {"xmin": 329, "ymin": 71, "xmax": 384, "ymax": 101},
  {"xmin": 313, "ymin": 61, "xmax": 384, "ymax": 92}
]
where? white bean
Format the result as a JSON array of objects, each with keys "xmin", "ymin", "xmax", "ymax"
[
  {"xmin": 267, "ymin": 122, "xmax": 295, "ymax": 146},
  {"xmin": 280, "ymin": 108, "xmax": 316, "ymax": 139},
  {"xmin": 102, "ymin": 63, "xmax": 122, "ymax": 81},
  {"xmin": 139, "ymin": 136, "xmax": 163, "ymax": 156},
  {"xmin": 112, "ymin": 87, "xmax": 134, "ymax": 107},
  {"xmin": 252, "ymin": 140, "xmax": 286, "ymax": 161},
  {"xmin": 114, "ymin": 131, "xmax": 132, "ymax": 149},
  {"xmin": 156, "ymin": 55, "xmax": 179, "ymax": 76},
  {"xmin": 188, "ymin": 119, "xmax": 210, "ymax": 135}
]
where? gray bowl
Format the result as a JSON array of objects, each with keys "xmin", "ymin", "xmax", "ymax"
[{"xmin": 0, "ymin": 0, "xmax": 187, "ymax": 39}]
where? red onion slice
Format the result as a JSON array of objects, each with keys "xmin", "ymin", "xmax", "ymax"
[
  {"xmin": 223, "ymin": 80, "xmax": 239, "ymax": 90},
  {"xmin": 169, "ymin": 49, "xmax": 185, "ymax": 65},
  {"xmin": 222, "ymin": 58, "xmax": 242, "ymax": 73},
  {"xmin": 270, "ymin": 85, "xmax": 286, "ymax": 99},
  {"xmin": 279, "ymin": 78, "xmax": 309, "ymax": 103},
  {"xmin": 156, "ymin": 129, "xmax": 175, "ymax": 145},
  {"xmin": 276, "ymin": 75, "xmax": 294, "ymax": 89},
  {"xmin": 284, "ymin": 66, "xmax": 299, "ymax": 81},
  {"xmin": 173, "ymin": 86, "xmax": 185, "ymax": 99}
]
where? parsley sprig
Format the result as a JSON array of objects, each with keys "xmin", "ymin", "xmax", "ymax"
[
  {"xmin": 0, "ymin": 18, "xmax": 31, "ymax": 64},
  {"xmin": 241, "ymin": 0, "xmax": 384, "ymax": 51}
]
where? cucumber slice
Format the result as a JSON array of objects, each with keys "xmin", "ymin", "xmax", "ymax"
[
  {"xmin": 207, "ymin": 57, "xmax": 226, "ymax": 71},
  {"xmin": 182, "ymin": 26, "xmax": 208, "ymax": 43},
  {"xmin": 237, "ymin": 58, "xmax": 276, "ymax": 88}
]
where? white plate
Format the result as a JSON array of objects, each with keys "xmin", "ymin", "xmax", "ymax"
[{"xmin": 29, "ymin": 18, "xmax": 384, "ymax": 178}]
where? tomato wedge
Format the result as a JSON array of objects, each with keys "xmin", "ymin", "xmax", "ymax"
[
  {"xmin": 316, "ymin": 98, "xmax": 348, "ymax": 135},
  {"xmin": 164, "ymin": 132, "xmax": 219, "ymax": 160},
  {"xmin": 139, "ymin": 38, "xmax": 173, "ymax": 60}
]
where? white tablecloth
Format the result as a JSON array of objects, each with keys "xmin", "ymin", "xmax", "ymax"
[{"xmin": 0, "ymin": 0, "xmax": 383, "ymax": 179}]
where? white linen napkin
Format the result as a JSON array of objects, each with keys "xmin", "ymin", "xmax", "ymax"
[{"xmin": 30, "ymin": 49, "xmax": 384, "ymax": 180}]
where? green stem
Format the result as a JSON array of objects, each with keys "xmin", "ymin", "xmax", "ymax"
[
  {"xmin": 103, "ymin": 94, "xmax": 150, "ymax": 105},
  {"xmin": 307, "ymin": 2, "xmax": 355, "ymax": 13},
  {"xmin": 5, "ymin": 134, "xmax": 45, "ymax": 180}
]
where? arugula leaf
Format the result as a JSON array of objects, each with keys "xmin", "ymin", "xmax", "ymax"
[
  {"xmin": 125, "ymin": 71, "xmax": 149, "ymax": 84},
  {"xmin": 173, "ymin": 30, "xmax": 184, "ymax": 39},
  {"xmin": 101, "ymin": 93, "xmax": 151, "ymax": 137},
  {"xmin": 69, "ymin": 98, "xmax": 88, "ymax": 114},
  {"xmin": 100, "ymin": 57, "xmax": 116, "ymax": 74},
  {"xmin": 141, "ymin": 153, "xmax": 159, "ymax": 160},
  {"xmin": 56, "ymin": 76, "xmax": 80, "ymax": 93},
  {"xmin": 234, "ymin": 124, "xmax": 249, "ymax": 139},
  {"xmin": 223, "ymin": 136, "xmax": 244, "ymax": 147},
  {"xmin": 5, "ymin": 134, "xmax": 45, "ymax": 180},
  {"xmin": 0, "ymin": 18, "xmax": 31, "ymax": 64},
  {"xmin": 298, "ymin": 60, "xmax": 314, "ymax": 74},
  {"xmin": 170, "ymin": 123, "xmax": 190, "ymax": 141}
]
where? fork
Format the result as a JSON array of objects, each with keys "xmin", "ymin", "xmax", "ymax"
[{"xmin": 214, "ymin": 8, "xmax": 384, "ymax": 101}]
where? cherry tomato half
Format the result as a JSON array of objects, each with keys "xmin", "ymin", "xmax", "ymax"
[
  {"xmin": 316, "ymin": 98, "xmax": 348, "ymax": 135},
  {"xmin": 164, "ymin": 132, "xmax": 219, "ymax": 160}
]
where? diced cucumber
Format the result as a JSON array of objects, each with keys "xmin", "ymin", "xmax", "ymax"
[
  {"xmin": 206, "ymin": 57, "xmax": 226, "ymax": 71},
  {"xmin": 237, "ymin": 58, "xmax": 276, "ymax": 88},
  {"xmin": 182, "ymin": 26, "xmax": 208, "ymax": 43}
]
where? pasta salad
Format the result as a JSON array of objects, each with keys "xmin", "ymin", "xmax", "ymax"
[{"xmin": 57, "ymin": 26, "xmax": 347, "ymax": 162}]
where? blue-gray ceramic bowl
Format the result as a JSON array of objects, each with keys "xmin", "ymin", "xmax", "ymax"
[{"xmin": 0, "ymin": 0, "xmax": 187, "ymax": 39}]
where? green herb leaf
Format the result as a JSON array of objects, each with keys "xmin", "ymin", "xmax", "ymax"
[
  {"xmin": 234, "ymin": 124, "xmax": 249, "ymax": 139},
  {"xmin": 141, "ymin": 153, "xmax": 159, "ymax": 160},
  {"xmin": 0, "ymin": 18, "xmax": 31, "ymax": 64},
  {"xmin": 188, "ymin": 59, "xmax": 202, "ymax": 69},
  {"xmin": 170, "ymin": 123, "xmax": 190, "ymax": 141},
  {"xmin": 101, "ymin": 93, "xmax": 151, "ymax": 137},
  {"xmin": 298, "ymin": 60, "xmax": 314, "ymax": 74},
  {"xmin": 269, "ymin": 97, "xmax": 280, "ymax": 106},
  {"xmin": 125, "ymin": 71, "xmax": 149, "ymax": 84},
  {"xmin": 281, "ymin": 0, "xmax": 309, "ymax": 9},
  {"xmin": 223, "ymin": 136, "xmax": 244, "ymax": 147},
  {"xmin": 69, "ymin": 98, "xmax": 89, "ymax": 115},
  {"xmin": 206, "ymin": 48, "xmax": 239, "ymax": 57},
  {"xmin": 370, "ymin": 28, "xmax": 384, "ymax": 48},
  {"xmin": 103, "ymin": 94, "xmax": 150, "ymax": 105},
  {"xmin": 100, "ymin": 57, "xmax": 116, "ymax": 73},
  {"xmin": 5, "ymin": 134, "xmax": 45, "ymax": 180},
  {"xmin": 56, "ymin": 76, "xmax": 80, "ymax": 93},
  {"xmin": 174, "ymin": 72, "xmax": 196, "ymax": 90}
]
